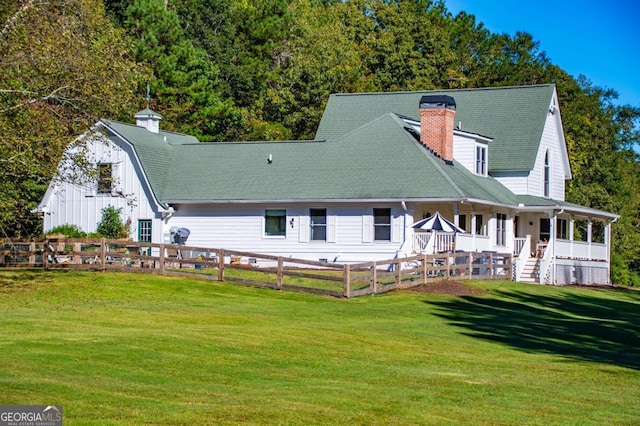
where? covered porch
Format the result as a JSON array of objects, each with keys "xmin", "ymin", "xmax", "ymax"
[{"xmin": 402, "ymin": 199, "xmax": 617, "ymax": 285}]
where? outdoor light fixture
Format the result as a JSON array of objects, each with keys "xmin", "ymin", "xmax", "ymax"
[{"xmin": 290, "ymin": 218, "xmax": 295, "ymax": 228}]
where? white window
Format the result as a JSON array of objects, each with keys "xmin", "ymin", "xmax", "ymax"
[
  {"xmin": 310, "ymin": 209, "xmax": 327, "ymax": 241},
  {"xmin": 475, "ymin": 145, "xmax": 487, "ymax": 176},
  {"xmin": 496, "ymin": 213, "xmax": 507, "ymax": 246},
  {"xmin": 265, "ymin": 209, "xmax": 286, "ymax": 237},
  {"xmin": 543, "ymin": 150, "xmax": 550, "ymax": 197},
  {"xmin": 373, "ymin": 208, "xmax": 391, "ymax": 241},
  {"xmin": 475, "ymin": 214, "xmax": 486, "ymax": 236}
]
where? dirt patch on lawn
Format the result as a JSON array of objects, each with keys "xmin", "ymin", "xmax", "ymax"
[{"xmin": 410, "ymin": 279, "xmax": 484, "ymax": 295}]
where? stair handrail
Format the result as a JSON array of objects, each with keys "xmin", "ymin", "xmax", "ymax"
[
  {"xmin": 539, "ymin": 237, "xmax": 554, "ymax": 284},
  {"xmin": 514, "ymin": 234, "xmax": 532, "ymax": 281}
]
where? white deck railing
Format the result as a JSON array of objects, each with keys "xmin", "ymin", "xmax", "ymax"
[
  {"xmin": 513, "ymin": 238, "xmax": 527, "ymax": 256},
  {"xmin": 411, "ymin": 231, "xmax": 608, "ymax": 263},
  {"xmin": 555, "ymin": 240, "xmax": 608, "ymax": 261},
  {"xmin": 434, "ymin": 232, "xmax": 456, "ymax": 252},
  {"xmin": 413, "ymin": 233, "xmax": 431, "ymax": 252}
]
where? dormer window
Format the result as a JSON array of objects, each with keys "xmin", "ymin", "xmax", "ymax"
[{"xmin": 475, "ymin": 145, "xmax": 487, "ymax": 176}]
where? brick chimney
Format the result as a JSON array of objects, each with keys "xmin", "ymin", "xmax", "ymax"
[{"xmin": 419, "ymin": 95, "xmax": 456, "ymax": 163}]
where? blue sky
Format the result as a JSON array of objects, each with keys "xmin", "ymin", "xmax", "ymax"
[{"xmin": 445, "ymin": 0, "xmax": 640, "ymax": 107}]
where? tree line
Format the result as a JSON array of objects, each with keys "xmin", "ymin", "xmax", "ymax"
[{"xmin": 1, "ymin": 0, "xmax": 639, "ymax": 284}]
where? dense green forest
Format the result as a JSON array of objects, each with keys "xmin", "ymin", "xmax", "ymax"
[{"xmin": 1, "ymin": 0, "xmax": 639, "ymax": 284}]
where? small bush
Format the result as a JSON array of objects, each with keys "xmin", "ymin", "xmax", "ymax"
[
  {"xmin": 46, "ymin": 224, "xmax": 87, "ymax": 238},
  {"xmin": 96, "ymin": 206, "xmax": 130, "ymax": 239}
]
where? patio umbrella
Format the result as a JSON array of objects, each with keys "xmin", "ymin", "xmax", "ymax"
[{"xmin": 411, "ymin": 211, "xmax": 465, "ymax": 233}]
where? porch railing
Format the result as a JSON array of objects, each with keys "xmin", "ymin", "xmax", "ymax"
[
  {"xmin": 434, "ymin": 232, "xmax": 455, "ymax": 252},
  {"xmin": 413, "ymin": 232, "xmax": 494, "ymax": 254},
  {"xmin": 555, "ymin": 239, "xmax": 608, "ymax": 261},
  {"xmin": 513, "ymin": 237, "xmax": 527, "ymax": 256},
  {"xmin": 413, "ymin": 232, "xmax": 431, "ymax": 252}
]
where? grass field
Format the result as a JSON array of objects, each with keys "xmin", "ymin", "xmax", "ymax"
[{"xmin": 1, "ymin": 270, "xmax": 639, "ymax": 425}]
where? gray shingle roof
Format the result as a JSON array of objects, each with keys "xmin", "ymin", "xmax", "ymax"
[
  {"xmin": 101, "ymin": 113, "xmax": 516, "ymax": 205},
  {"xmin": 316, "ymin": 84, "xmax": 555, "ymax": 173},
  {"xmin": 516, "ymin": 195, "xmax": 619, "ymax": 218}
]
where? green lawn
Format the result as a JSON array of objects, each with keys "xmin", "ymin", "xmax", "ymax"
[{"xmin": 1, "ymin": 270, "xmax": 639, "ymax": 425}]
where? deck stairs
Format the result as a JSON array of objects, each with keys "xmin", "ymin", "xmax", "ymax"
[{"xmin": 519, "ymin": 257, "xmax": 540, "ymax": 283}]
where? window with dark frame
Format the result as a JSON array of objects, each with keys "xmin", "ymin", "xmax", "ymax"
[
  {"xmin": 540, "ymin": 218, "xmax": 551, "ymax": 242},
  {"xmin": 97, "ymin": 163, "xmax": 113, "ymax": 194},
  {"xmin": 138, "ymin": 220, "xmax": 152, "ymax": 242},
  {"xmin": 138, "ymin": 220, "xmax": 152, "ymax": 256},
  {"xmin": 373, "ymin": 208, "xmax": 391, "ymax": 241},
  {"xmin": 475, "ymin": 214, "xmax": 484, "ymax": 235},
  {"xmin": 459, "ymin": 214, "xmax": 467, "ymax": 232},
  {"xmin": 310, "ymin": 209, "xmax": 327, "ymax": 241},
  {"xmin": 496, "ymin": 213, "xmax": 507, "ymax": 246},
  {"xmin": 265, "ymin": 209, "xmax": 286, "ymax": 237}
]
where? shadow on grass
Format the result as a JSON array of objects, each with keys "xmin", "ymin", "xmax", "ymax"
[{"xmin": 427, "ymin": 287, "xmax": 640, "ymax": 370}]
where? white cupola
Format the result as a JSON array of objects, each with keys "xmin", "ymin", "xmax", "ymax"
[{"xmin": 134, "ymin": 108, "xmax": 163, "ymax": 133}]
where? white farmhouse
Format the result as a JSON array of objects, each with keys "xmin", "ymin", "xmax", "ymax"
[{"xmin": 37, "ymin": 85, "xmax": 618, "ymax": 284}]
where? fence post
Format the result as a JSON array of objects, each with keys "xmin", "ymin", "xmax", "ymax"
[
  {"xmin": 488, "ymin": 253, "xmax": 494, "ymax": 279},
  {"xmin": 422, "ymin": 255, "xmax": 428, "ymax": 284},
  {"xmin": 159, "ymin": 244, "xmax": 166, "ymax": 274},
  {"xmin": 277, "ymin": 257, "xmax": 284, "ymax": 290},
  {"xmin": 43, "ymin": 239, "xmax": 49, "ymax": 270},
  {"xmin": 343, "ymin": 264, "xmax": 351, "ymax": 298},
  {"xmin": 29, "ymin": 242, "xmax": 36, "ymax": 266},
  {"xmin": 396, "ymin": 259, "xmax": 401, "ymax": 288},
  {"xmin": 100, "ymin": 238, "xmax": 106, "ymax": 271},
  {"xmin": 468, "ymin": 252, "xmax": 473, "ymax": 279},
  {"xmin": 445, "ymin": 255, "xmax": 450, "ymax": 279},
  {"xmin": 218, "ymin": 249, "xmax": 225, "ymax": 281},
  {"xmin": 73, "ymin": 242, "xmax": 81, "ymax": 265},
  {"xmin": 370, "ymin": 262, "xmax": 377, "ymax": 295}
]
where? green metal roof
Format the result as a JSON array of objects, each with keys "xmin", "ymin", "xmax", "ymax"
[{"xmin": 315, "ymin": 84, "xmax": 556, "ymax": 173}]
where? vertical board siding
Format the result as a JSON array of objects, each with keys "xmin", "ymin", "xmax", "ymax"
[{"xmin": 43, "ymin": 135, "xmax": 159, "ymax": 239}]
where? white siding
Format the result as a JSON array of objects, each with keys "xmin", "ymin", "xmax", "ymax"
[
  {"xmin": 42, "ymin": 133, "xmax": 162, "ymax": 241},
  {"xmin": 491, "ymin": 171, "xmax": 530, "ymax": 195},
  {"xmin": 166, "ymin": 203, "xmax": 411, "ymax": 263},
  {"xmin": 453, "ymin": 133, "xmax": 488, "ymax": 176},
  {"xmin": 453, "ymin": 133, "xmax": 475, "ymax": 172}
]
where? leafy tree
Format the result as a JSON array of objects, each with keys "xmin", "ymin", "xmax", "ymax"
[{"xmin": 0, "ymin": 0, "xmax": 145, "ymax": 238}]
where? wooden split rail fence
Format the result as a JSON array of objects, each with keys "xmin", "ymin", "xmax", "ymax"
[{"xmin": 1, "ymin": 238, "xmax": 512, "ymax": 298}]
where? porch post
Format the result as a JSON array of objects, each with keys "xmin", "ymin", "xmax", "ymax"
[
  {"xmin": 550, "ymin": 211, "xmax": 556, "ymax": 284},
  {"xmin": 587, "ymin": 218, "xmax": 593, "ymax": 260},
  {"xmin": 569, "ymin": 214, "xmax": 575, "ymax": 259},
  {"xmin": 606, "ymin": 221, "xmax": 612, "ymax": 283},
  {"xmin": 453, "ymin": 202, "xmax": 460, "ymax": 227}
]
